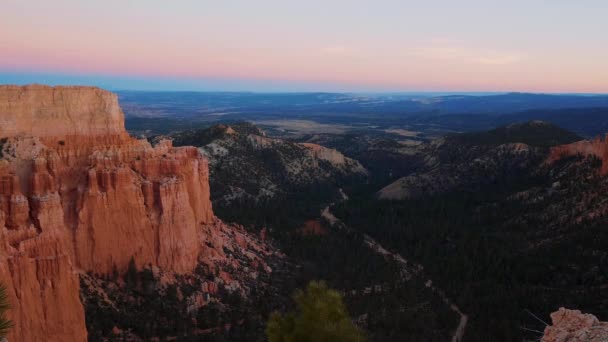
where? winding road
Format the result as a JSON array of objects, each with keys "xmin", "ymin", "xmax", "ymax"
[{"xmin": 322, "ymin": 205, "xmax": 468, "ymax": 342}]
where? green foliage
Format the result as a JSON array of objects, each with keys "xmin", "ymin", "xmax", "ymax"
[
  {"xmin": 334, "ymin": 156, "xmax": 608, "ymax": 341},
  {"xmin": 0, "ymin": 283, "xmax": 13, "ymax": 338},
  {"xmin": 266, "ymin": 281, "xmax": 365, "ymax": 342},
  {"xmin": 82, "ymin": 264, "xmax": 278, "ymax": 341}
]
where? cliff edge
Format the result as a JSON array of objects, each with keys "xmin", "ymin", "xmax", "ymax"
[
  {"xmin": 0, "ymin": 85, "xmax": 223, "ymax": 341},
  {"xmin": 0, "ymin": 84, "xmax": 126, "ymax": 138}
]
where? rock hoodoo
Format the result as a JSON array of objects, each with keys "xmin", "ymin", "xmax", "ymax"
[{"xmin": 0, "ymin": 85, "xmax": 218, "ymax": 341}]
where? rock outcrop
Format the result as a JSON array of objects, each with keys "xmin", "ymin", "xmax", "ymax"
[
  {"xmin": 548, "ymin": 136, "xmax": 608, "ymax": 174},
  {"xmin": 542, "ymin": 308, "xmax": 608, "ymax": 342},
  {"xmin": 0, "ymin": 85, "xmax": 220, "ymax": 341},
  {"xmin": 300, "ymin": 142, "xmax": 367, "ymax": 173}
]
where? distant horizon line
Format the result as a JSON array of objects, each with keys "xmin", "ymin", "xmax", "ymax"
[
  {"xmin": 1, "ymin": 71, "xmax": 607, "ymax": 96},
  {"xmin": 3, "ymin": 83, "xmax": 608, "ymax": 97},
  {"xmin": 112, "ymin": 89, "xmax": 608, "ymax": 96}
]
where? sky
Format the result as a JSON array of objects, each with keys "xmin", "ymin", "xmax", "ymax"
[{"xmin": 1, "ymin": 0, "xmax": 607, "ymax": 93}]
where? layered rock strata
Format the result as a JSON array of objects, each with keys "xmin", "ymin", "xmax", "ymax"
[{"xmin": 0, "ymin": 85, "xmax": 219, "ymax": 341}]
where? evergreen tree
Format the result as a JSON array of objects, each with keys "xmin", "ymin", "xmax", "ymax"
[{"xmin": 266, "ymin": 281, "xmax": 365, "ymax": 342}]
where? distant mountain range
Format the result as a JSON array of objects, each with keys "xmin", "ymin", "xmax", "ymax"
[
  {"xmin": 122, "ymin": 91, "xmax": 608, "ymax": 138},
  {"xmin": 120, "ymin": 91, "xmax": 608, "ymax": 118}
]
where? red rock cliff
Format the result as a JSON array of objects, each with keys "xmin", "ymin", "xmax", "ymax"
[
  {"xmin": 0, "ymin": 84, "xmax": 126, "ymax": 137},
  {"xmin": 548, "ymin": 136, "xmax": 608, "ymax": 174},
  {"xmin": 0, "ymin": 85, "xmax": 215, "ymax": 341}
]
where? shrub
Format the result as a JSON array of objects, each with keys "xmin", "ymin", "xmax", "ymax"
[{"xmin": 266, "ymin": 281, "xmax": 365, "ymax": 342}]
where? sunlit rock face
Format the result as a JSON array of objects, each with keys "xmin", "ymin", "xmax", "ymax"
[
  {"xmin": 0, "ymin": 85, "xmax": 218, "ymax": 341},
  {"xmin": 0, "ymin": 84, "xmax": 126, "ymax": 138},
  {"xmin": 542, "ymin": 308, "xmax": 608, "ymax": 342},
  {"xmin": 548, "ymin": 136, "xmax": 608, "ymax": 175}
]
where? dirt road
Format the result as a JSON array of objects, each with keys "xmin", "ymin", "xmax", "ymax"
[{"xmin": 322, "ymin": 204, "xmax": 468, "ymax": 341}]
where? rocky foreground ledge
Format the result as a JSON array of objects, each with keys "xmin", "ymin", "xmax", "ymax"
[{"xmin": 542, "ymin": 308, "xmax": 608, "ymax": 342}]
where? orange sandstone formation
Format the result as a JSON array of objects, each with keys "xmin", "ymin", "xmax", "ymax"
[
  {"xmin": 0, "ymin": 84, "xmax": 125, "ymax": 137},
  {"xmin": 542, "ymin": 308, "xmax": 608, "ymax": 342},
  {"xmin": 548, "ymin": 136, "xmax": 608, "ymax": 174},
  {"xmin": 0, "ymin": 85, "xmax": 217, "ymax": 341}
]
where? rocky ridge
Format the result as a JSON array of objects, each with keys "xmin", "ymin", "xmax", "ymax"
[
  {"xmin": 377, "ymin": 121, "xmax": 581, "ymax": 200},
  {"xmin": 171, "ymin": 122, "xmax": 367, "ymax": 206}
]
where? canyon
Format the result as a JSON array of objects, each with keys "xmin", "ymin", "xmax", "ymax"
[
  {"xmin": 0, "ymin": 85, "xmax": 276, "ymax": 341},
  {"xmin": 1, "ymin": 84, "xmax": 606, "ymax": 341}
]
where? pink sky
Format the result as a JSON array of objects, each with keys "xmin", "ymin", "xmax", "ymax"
[{"xmin": 2, "ymin": 1, "xmax": 607, "ymax": 92}]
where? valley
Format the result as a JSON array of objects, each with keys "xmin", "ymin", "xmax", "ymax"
[
  {"xmin": 120, "ymin": 90, "xmax": 608, "ymax": 341},
  {"xmin": 134, "ymin": 101, "xmax": 608, "ymax": 340},
  {"xmin": 323, "ymin": 203, "xmax": 468, "ymax": 342}
]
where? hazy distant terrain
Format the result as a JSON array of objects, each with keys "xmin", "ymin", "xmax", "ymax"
[{"xmin": 122, "ymin": 91, "xmax": 608, "ymax": 138}]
